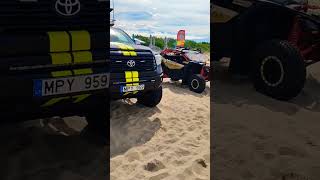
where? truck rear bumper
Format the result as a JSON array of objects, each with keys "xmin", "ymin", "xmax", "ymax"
[{"xmin": 0, "ymin": 92, "xmax": 108, "ymax": 122}]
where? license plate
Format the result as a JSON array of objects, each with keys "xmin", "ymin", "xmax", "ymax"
[
  {"xmin": 121, "ymin": 84, "xmax": 145, "ymax": 93},
  {"xmin": 33, "ymin": 73, "xmax": 109, "ymax": 97}
]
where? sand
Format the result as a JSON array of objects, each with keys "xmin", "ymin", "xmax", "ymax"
[
  {"xmin": 0, "ymin": 76, "xmax": 210, "ymax": 180},
  {"xmin": 212, "ymin": 59, "xmax": 320, "ymax": 180},
  {"xmin": 110, "ymin": 80, "xmax": 210, "ymax": 180},
  {"xmin": 0, "ymin": 117, "xmax": 107, "ymax": 180}
]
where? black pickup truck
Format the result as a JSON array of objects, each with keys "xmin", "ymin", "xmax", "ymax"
[
  {"xmin": 110, "ymin": 27, "xmax": 163, "ymax": 107},
  {"xmin": 0, "ymin": 0, "xmax": 109, "ymax": 132}
]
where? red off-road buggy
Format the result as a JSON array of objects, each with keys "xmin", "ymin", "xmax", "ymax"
[
  {"xmin": 212, "ymin": 0, "xmax": 320, "ymax": 100},
  {"xmin": 160, "ymin": 48, "xmax": 210, "ymax": 93}
]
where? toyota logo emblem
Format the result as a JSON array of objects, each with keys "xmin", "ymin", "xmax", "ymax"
[
  {"xmin": 127, "ymin": 60, "xmax": 136, "ymax": 68},
  {"xmin": 55, "ymin": 0, "xmax": 81, "ymax": 16}
]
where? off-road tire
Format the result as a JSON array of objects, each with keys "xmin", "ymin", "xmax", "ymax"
[
  {"xmin": 137, "ymin": 86, "xmax": 162, "ymax": 107},
  {"xmin": 251, "ymin": 40, "xmax": 306, "ymax": 101},
  {"xmin": 189, "ymin": 74, "xmax": 206, "ymax": 93}
]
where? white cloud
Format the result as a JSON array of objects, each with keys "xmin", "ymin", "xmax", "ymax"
[{"xmin": 111, "ymin": 0, "xmax": 210, "ymax": 42}]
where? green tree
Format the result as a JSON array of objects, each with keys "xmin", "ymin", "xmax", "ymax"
[{"xmin": 132, "ymin": 34, "xmax": 210, "ymax": 53}]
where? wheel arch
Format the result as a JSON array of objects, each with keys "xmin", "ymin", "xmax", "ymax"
[
  {"xmin": 234, "ymin": 3, "xmax": 297, "ymax": 50},
  {"xmin": 228, "ymin": 3, "xmax": 298, "ymax": 74},
  {"xmin": 187, "ymin": 62, "xmax": 204, "ymax": 74}
]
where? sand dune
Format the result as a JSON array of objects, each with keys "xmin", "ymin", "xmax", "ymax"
[
  {"xmin": 212, "ymin": 60, "xmax": 320, "ymax": 180},
  {"xmin": 110, "ymin": 80, "xmax": 210, "ymax": 180}
]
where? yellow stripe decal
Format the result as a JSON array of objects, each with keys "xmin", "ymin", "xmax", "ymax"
[
  {"xmin": 43, "ymin": 53, "xmax": 72, "ymax": 107},
  {"xmin": 72, "ymin": 51, "xmax": 93, "ymax": 103},
  {"xmin": 51, "ymin": 53, "xmax": 72, "ymax": 65},
  {"xmin": 132, "ymin": 71, "xmax": 139, "ymax": 78},
  {"xmin": 72, "ymin": 94, "xmax": 91, "ymax": 103},
  {"xmin": 125, "ymin": 71, "xmax": 132, "ymax": 79},
  {"xmin": 111, "ymin": 42, "xmax": 137, "ymax": 56},
  {"xmin": 50, "ymin": 53, "xmax": 72, "ymax": 77},
  {"xmin": 73, "ymin": 51, "xmax": 93, "ymax": 75},
  {"xmin": 69, "ymin": 30, "xmax": 91, "ymax": 51},
  {"xmin": 121, "ymin": 51, "xmax": 137, "ymax": 56},
  {"xmin": 43, "ymin": 31, "xmax": 94, "ymax": 107},
  {"xmin": 132, "ymin": 71, "xmax": 139, "ymax": 94},
  {"xmin": 73, "ymin": 51, "xmax": 93, "ymax": 63},
  {"xmin": 47, "ymin": 31, "xmax": 70, "ymax": 52},
  {"xmin": 130, "ymin": 51, "xmax": 137, "ymax": 56},
  {"xmin": 124, "ymin": 71, "xmax": 140, "ymax": 96},
  {"xmin": 73, "ymin": 69, "xmax": 93, "ymax": 75},
  {"xmin": 122, "ymin": 51, "xmax": 131, "ymax": 56},
  {"xmin": 124, "ymin": 44, "xmax": 134, "ymax": 51},
  {"xmin": 124, "ymin": 71, "xmax": 132, "ymax": 96},
  {"xmin": 51, "ymin": 71, "xmax": 72, "ymax": 77},
  {"xmin": 44, "ymin": 31, "xmax": 71, "ymax": 107},
  {"xmin": 42, "ymin": 97, "xmax": 70, "ymax": 107}
]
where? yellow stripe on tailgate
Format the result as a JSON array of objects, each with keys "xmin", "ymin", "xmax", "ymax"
[
  {"xmin": 72, "ymin": 94, "xmax": 91, "ymax": 103},
  {"xmin": 43, "ymin": 31, "xmax": 71, "ymax": 107},
  {"xmin": 47, "ymin": 31, "xmax": 70, "ymax": 52},
  {"xmin": 72, "ymin": 51, "xmax": 93, "ymax": 103},
  {"xmin": 72, "ymin": 51, "xmax": 93, "ymax": 75},
  {"xmin": 69, "ymin": 30, "xmax": 91, "ymax": 51},
  {"xmin": 42, "ymin": 97, "xmax": 70, "ymax": 107},
  {"xmin": 50, "ymin": 53, "xmax": 72, "ymax": 77},
  {"xmin": 44, "ymin": 31, "xmax": 93, "ymax": 107}
]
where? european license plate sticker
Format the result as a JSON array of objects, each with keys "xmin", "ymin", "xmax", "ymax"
[
  {"xmin": 121, "ymin": 84, "xmax": 145, "ymax": 93},
  {"xmin": 33, "ymin": 73, "xmax": 109, "ymax": 97}
]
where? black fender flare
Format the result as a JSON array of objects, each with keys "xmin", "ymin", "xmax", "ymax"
[{"xmin": 229, "ymin": 2, "xmax": 297, "ymax": 74}]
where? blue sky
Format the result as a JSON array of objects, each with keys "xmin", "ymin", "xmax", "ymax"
[{"xmin": 111, "ymin": 0, "xmax": 210, "ymax": 42}]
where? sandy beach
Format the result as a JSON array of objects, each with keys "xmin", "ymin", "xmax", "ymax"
[
  {"xmin": 0, "ymin": 76, "xmax": 210, "ymax": 180},
  {"xmin": 110, "ymin": 80, "xmax": 210, "ymax": 180},
  {"xmin": 212, "ymin": 59, "xmax": 320, "ymax": 180}
]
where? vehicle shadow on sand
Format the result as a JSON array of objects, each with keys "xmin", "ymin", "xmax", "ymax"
[
  {"xmin": 162, "ymin": 79, "xmax": 210, "ymax": 98},
  {"xmin": 0, "ymin": 119, "xmax": 107, "ymax": 180},
  {"xmin": 110, "ymin": 100, "xmax": 161, "ymax": 158},
  {"xmin": 212, "ymin": 61, "xmax": 320, "ymax": 115}
]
